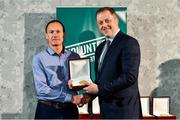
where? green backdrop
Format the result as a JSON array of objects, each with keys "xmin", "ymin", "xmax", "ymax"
[{"xmin": 56, "ymin": 7, "xmax": 127, "ymax": 81}]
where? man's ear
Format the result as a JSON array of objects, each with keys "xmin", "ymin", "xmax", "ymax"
[{"xmin": 45, "ymin": 33, "xmax": 48, "ymax": 40}]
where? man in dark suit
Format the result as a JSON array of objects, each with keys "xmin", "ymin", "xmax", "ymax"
[{"xmin": 83, "ymin": 7, "xmax": 142, "ymax": 119}]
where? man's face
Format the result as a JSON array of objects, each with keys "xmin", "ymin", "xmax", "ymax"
[
  {"xmin": 96, "ymin": 10, "xmax": 119, "ymax": 38},
  {"xmin": 45, "ymin": 22, "xmax": 64, "ymax": 48}
]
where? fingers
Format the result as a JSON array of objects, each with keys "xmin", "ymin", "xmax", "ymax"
[
  {"xmin": 83, "ymin": 82, "xmax": 92, "ymax": 91},
  {"xmin": 82, "ymin": 81, "xmax": 91, "ymax": 86},
  {"xmin": 78, "ymin": 103, "xmax": 84, "ymax": 107},
  {"xmin": 83, "ymin": 84, "xmax": 91, "ymax": 91},
  {"xmin": 72, "ymin": 94, "xmax": 83, "ymax": 104},
  {"xmin": 78, "ymin": 94, "xmax": 91, "ymax": 107},
  {"xmin": 82, "ymin": 94, "xmax": 91, "ymax": 104},
  {"xmin": 83, "ymin": 86, "xmax": 91, "ymax": 94},
  {"xmin": 83, "ymin": 83, "xmax": 99, "ymax": 94},
  {"xmin": 72, "ymin": 94, "xmax": 91, "ymax": 107},
  {"xmin": 68, "ymin": 80, "xmax": 73, "ymax": 89}
]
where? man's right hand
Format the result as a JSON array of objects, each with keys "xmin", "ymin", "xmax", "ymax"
[
  {"xmin": 81, "ymin": 94, "xmax": 91, "ymax": 105},
  {"xmin": 72, "ymin": 94, "xmax": 91, "ymax": 107},
  {"xmin": 72, "ymin": 94, "xmax": 83, "ymax": 104}
]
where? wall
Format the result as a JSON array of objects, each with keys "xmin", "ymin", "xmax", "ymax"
[{"xmin": 0, "ymin": 0, "xmax": 180, "ymax": 119}]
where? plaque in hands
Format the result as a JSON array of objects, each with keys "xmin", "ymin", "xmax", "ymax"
[{"xmin": 69, "ymin": 58, "xmax": 92, "ymax": 90}]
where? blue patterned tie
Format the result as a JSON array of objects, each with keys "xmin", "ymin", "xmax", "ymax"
[{"xmin": 98, "ymin": 40, "xmax": 111, "ymax": 72}]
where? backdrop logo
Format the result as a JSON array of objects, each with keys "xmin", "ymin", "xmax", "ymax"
[{"xmin": 66, "ymin": 36, "xmax": 105, "ymax": 62}]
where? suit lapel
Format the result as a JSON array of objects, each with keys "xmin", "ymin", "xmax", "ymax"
[
  {"xmin": 96, "ymin": 41, "xmax": 106, "ymax": 61},
  {"xmin": 100, "ymin": 31, "xmax": 123, "ymax": 71},
  {"xmin": 95, "ymin": 41, "xmax": 106, "ymax": 81}
]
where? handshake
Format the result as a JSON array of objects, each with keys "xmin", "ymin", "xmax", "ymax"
[{"xmin": 68, "ymin": 80, "xmax": 99, "ymax": 107}]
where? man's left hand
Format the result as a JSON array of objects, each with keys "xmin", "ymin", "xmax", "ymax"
[{"xmin": 83, "ymin": 82, "xmax": 99, "ymax": 94}]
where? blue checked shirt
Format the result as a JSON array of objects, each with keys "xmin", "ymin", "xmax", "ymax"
[{"xmin": 32, "ymin": 47, "xmax": 80, "ymax": 103}]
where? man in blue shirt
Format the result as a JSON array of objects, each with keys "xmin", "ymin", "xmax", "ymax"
[{"xmin": 32, "ymin": 19, "xmax": 82, "ymax": 119}]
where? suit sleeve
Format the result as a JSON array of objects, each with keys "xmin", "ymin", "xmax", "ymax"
[{"xmin": 98, "ymin": 38, "xmax": 141, "ymax": 98}]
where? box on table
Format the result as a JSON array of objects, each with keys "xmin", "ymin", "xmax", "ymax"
[
  {"xmin": 152, "ymin": 96, "xmax": 176, "ymax": 119},
  {"xmin": 140, "ymin": 96, "xmax": 154, "ymax": 119}
]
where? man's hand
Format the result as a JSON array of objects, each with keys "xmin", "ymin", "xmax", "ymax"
[
  {"xmin": 72, "ymin": 94, "xmax": 83, "ymax": 104},
  {"xmin": 77, "ymin": 94, "xmax": 91, "ymax": 107},
  {"xmin": 81, "ymin": 94, "xmax": 91, "ymax": 105},
  {"xmin": 68, "ymin": 80, "xmax": 73, "ymax": 89},
  {"xmin": 83, "ymin": 82, "xmax": 99, "ymax": 94}
]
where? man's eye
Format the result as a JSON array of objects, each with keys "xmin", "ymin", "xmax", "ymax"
[
  {"xmin": 98, "ymin": 21, "xmax": 103, "ymax": 25},
  {"xmin": 56, "ymin": 30, "xmax": 60, "ymax": 33},
  {"xmin": 50, "ymin": 30, "xmax": 54, "ymax": 34}
]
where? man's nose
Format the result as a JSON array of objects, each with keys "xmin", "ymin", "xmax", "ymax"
[
  {"xmin": 102, "ymin": 21, "xmax": 108, "ymax": 27},
  {"xmin": 101, "ymin": 23, "xmax": 108, "ymax": 29},
  {"xmin": 53, "ymin": 32, "xmax": 59, "ymax": 37},
  {"xmin": 53, "ymin": 32, "xmax": 58, "ymax": 35}
]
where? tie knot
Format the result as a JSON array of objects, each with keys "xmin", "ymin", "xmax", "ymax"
[{"xmin": 106, "ymin": 40, "xmax": 111, "ymax": 46}]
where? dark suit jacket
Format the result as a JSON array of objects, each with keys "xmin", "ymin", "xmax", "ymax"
[{"xmin": 94, "ymin": 31, "xmax": 142, "ymax": 119}]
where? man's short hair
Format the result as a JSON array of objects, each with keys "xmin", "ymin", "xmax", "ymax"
[
  {"xmin": 96, "ymin": 7, "xmax": 117, "ymax": 17},
  {"xmin": 45, "ymin": 19, "xmax": 65, "ymax": 33}
]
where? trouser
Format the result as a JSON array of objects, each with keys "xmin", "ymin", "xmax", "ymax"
[{"xmin": 35, "ymin": 100, "xmax": 79, "ymax": 119}]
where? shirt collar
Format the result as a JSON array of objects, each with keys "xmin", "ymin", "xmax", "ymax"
[
  {"xmin": 47, "ymin": 47, "xmax": 55, "ymax": 55},
  {"xmin": 106, "ymin": 28, "xmax": 120, "ymax": 43},
  {"xmin": 47, "ymin": 47, "xmax": 67, "ymax": 55},
  {"xmin": 114, "ymin": 28, "xmax": 120, "ymax": 38}
]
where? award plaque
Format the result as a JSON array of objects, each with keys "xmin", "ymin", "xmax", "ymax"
[
  {"xmin": 152, "ymin": 96, "xmax": 175, "ymax": 118},
  {"xmin": 140, "ymin": 97, "xmax": 151, "ymax": 116},
  {"xmin": 153, "ymin": 97, "xmax": 170, "ymax": 116},
  {"xmin": 140, "ymin": 96, "xmax": 156, "ymax": 119},
  {"xmin": 69, "ymin": 58, "xmax": 92, "ymax": 90}
]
